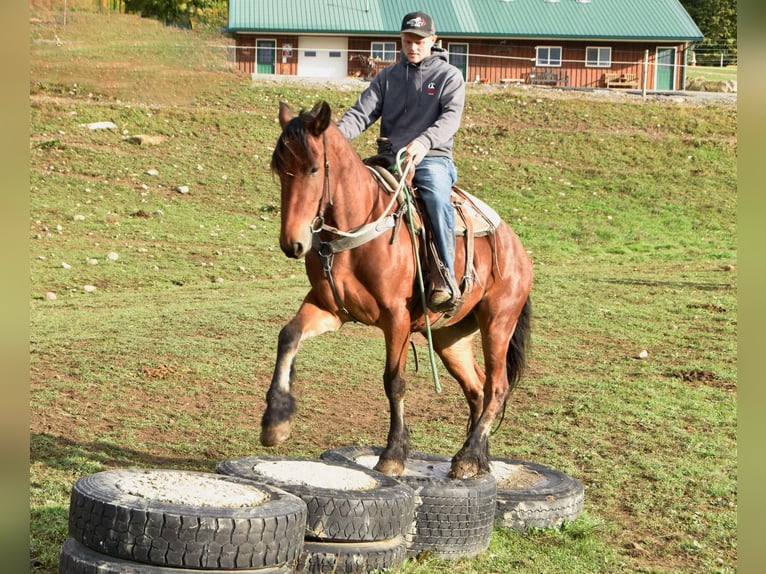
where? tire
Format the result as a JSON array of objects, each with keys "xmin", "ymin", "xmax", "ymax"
[
  {"xmin": 296, "ymin": 537, "xmax": 407, "ymax": 574},
  {"xmin": 216, "ymin": 456, "xmax": 415, "ymax": 543},
  {"xmin": 320, "ymin": 446, "xmax": 496, "ymax": 559},
  {"xmin": 490, "ymin": 457, "xmax": 584, "ymax": 531},
  {"xmin": 59, "ymin": 537, "xmax": 294, "ymax": 573},
  {"xmin": 67, "ymin": 469, "xmax": 307, "ymax": 570}
]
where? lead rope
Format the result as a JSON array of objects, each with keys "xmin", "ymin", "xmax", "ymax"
[{"xmin": 397, "ymin": 150, "xmax": 441, "ymax": 395}]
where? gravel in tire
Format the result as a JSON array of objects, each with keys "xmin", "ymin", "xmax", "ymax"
[
  {"xmin": 67, "ymin": 469, "xmax": 307, "ymax": 570},
  {"xmin": 296, "ymin": 536, "xmax": 407, "ymax": 574},
  {"xmin": 320, "ymin": 446, "xmax": 497, "ymax": 559},
  {"xmin": 490, "ymin": 457, "xmax": 584, "ymax": 530},
  {"xmin": 216, "ymin": 456, "xmax": 415, "ymax": 543},
  {"xmin": 58, "ymin": 537, "xmax": 294, "ymax": 573}
]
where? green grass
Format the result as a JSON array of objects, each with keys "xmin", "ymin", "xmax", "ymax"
[
  {"xmin": 686, "ymin": 66, "xmax": 738, "ymax": 83},
  {"xmin": 29, "ymin": 8, "xmax": 736, "ymax": 574}
]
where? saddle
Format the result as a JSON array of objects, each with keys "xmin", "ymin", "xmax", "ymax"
[{"xmin": 364, "ymin": 148, "xmax": 501, "ymax": 312}]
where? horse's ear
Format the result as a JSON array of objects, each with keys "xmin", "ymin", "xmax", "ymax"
[
  {"xmin": 307, "ymin": 101, "xmax": 332, "ymax": 136},
  {"xmin": 278, "ymin": 101, "xmax": 294, "ymax": 129}
]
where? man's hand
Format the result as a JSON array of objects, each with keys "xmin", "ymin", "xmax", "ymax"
[{"xmin": 405, "ymin": 140, "xmax": 429, "ymax": 165}]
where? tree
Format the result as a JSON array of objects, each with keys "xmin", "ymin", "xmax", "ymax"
[
  {"xmin": 679, "ymin": 0, "xmax": 736, "ymax": 66},
  {"xmin": 679, "ymin": 0, "xmax": 737, "ymax": 41},
  {"xmin": 124, "ymin": 0, "xmax": 227, "ymax": 28}
]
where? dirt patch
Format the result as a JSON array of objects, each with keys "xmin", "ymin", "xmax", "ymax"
[
  {"xmin": 670, "ymin": 369, "xmax": 737, "ymax": 394},
  {"xmin": 251, "ymin": 460, "xmax": 380, "ymax": 490},
  {"xmin": 490, "ymin": 460, "xmax": 544, "ymax": 490},
  {"xmin": 115, "ymin": 470, "xmax": 270, "ymax": 507}
]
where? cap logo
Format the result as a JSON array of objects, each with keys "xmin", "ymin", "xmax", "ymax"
[{"xmin": 406, "ymin": 16, "xmax": 428, "ymax": 29}]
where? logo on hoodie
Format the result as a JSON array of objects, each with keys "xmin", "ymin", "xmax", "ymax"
[{"xmin": 427, "ymin": 81, "xmax": 437, "ymax": 96}]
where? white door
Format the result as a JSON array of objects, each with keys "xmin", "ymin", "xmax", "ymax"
[{"xmin": 297, "ymin": 36, "xmax": 348, "ymax": 78}]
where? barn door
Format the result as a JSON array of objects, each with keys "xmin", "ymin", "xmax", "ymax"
[
  {"xmin": 256, "ymin": 39, "xmax": 276, "ymax": 75},
  {"xmin": 656, "ymin": 47, "xmax": 676, "ymax": 91},
  {"xmin": 448, "ymin": 43, "xmax": 469, "ymax": 81}
]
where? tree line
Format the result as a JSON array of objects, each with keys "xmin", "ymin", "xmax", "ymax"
[{"xmin": 123, "ymin": 0, "xmax": 227, "ymax": 28}]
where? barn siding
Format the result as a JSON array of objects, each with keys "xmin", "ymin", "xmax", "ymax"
[{"xmin": 234, "ymin": 34, "xmax": 690, "ymax": 91}]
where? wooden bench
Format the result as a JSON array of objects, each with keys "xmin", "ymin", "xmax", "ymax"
[
  {"xmin": 528, "ymin": 67, "xmax": 569, "ymax": 86},
  {"xmin": 604, "ymin": 72, "xmax": 638, "ymax": 89}
]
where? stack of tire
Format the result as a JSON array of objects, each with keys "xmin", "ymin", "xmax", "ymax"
[
  {"xmin": 321, "ymin": 446, "xmax": 585, "ymax": 550},
  {"xmin": 216, "ymin": 456, "xmax": 414, "ymax": 573},
  {"xmin": 58, "ymin": 469, "xmax": 308, "ymax": 573},
  {"xmin": 59, "ymin": 453, "xmax": 584, "ymax": 573},
  {"xmin": 320, "ymin": 447, "xmax": 497, "ymax": 560}
]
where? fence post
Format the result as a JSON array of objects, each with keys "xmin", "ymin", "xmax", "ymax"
[{"xmin": 642, "ymin": 49, "xmax": 649, "ymax": 97}]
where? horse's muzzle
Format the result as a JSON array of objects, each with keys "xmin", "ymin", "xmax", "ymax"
[
  {"xmin": 280, "ymin": 224, "xmax": 313, "ymax": 259},
  {"xmin": 281, "ymin": 241, "xmax": 307, "ymax": 259}
]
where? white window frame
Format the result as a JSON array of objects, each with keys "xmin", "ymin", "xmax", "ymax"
[
  {"xmin": 371, "ymin": 41, "xmax": 397, "ymax": 62},
  {"xmin": 585, "ymin": 46, "xmax": 612, "ymax": 68},
  {"xmin": 536, "ymin": 46, "xmax": 562, "ymax": 67}
]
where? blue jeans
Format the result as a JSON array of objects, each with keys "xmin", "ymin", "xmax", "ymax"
[{"xmin": 412, "ymin": 157, "xmax": 458, "ymax": 283}]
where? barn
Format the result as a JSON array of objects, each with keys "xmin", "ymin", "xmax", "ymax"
[{"xmin": 227, "ymin": 0, "xmax": 703, "ymax": 91}]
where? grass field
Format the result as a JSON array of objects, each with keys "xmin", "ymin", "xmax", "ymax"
[
  {"xmin": 29, "ymin": 7, "xmax": 736, "ymax": 574},
  {"xmin": 686, "ymin": 66, "xmax": 737, "ymax": 83}
]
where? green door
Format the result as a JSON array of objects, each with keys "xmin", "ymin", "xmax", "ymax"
[
  {"xmin": 256, "ymin": 39, "xmax": 276, "ymax": 75},
  {"xmin": 449, "ymin": 43, "xmax": 469, "ymax": 81},
  {"xmin": 656, "ymin": 47, "xmax": 676, "ymax": 91}
]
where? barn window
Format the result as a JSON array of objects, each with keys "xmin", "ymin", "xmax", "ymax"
[
  {"xmin": 304, "ymin": 51, "xmax": 317, "ymax": 57},
  {"xmin": 329, "ymin": 51, "xmax": 342, "ymax": 58},
  {"xmin": 586, "ymin": 47, "xmax": 612, "ymax": 68},
  {"xmin": 371, "ymin": 42, "xmax": 397, "ymax": 61},
  {"xmin": 536, "ymin": 46, "xmax": 562, "ymax": 67}
]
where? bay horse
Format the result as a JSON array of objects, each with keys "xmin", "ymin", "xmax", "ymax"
[{"xmin": 261, "ymin": 100, "xmax": 532, "ymax": 480}]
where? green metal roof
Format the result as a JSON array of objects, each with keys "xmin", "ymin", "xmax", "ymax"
[{"xmin": 228, "ymin": 0, "xmax": 703, "ymax": 41}]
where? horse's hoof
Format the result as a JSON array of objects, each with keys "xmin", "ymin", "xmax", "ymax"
[
  {"xmin": 374, "ymin": 457, "xmax": 405, "ymax": 477},
  {"xmin": 260, "ymin": 422, "xmax": 291, "ymax": 446},
  {"xmin": 449, "ymin": 458, "xmax": 481, "ymax": 480}
]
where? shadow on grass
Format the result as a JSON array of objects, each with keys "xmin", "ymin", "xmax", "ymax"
[
  {"xmin": 30, "ymin": 432, "xmax": 215, "ymax": 474},
  {"xmin": 596, "ymin": 277, "xmax": 735, "ymax": 291}
]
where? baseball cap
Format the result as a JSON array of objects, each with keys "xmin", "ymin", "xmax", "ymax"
[{"xmin": 400, "ymin": 12, "xmax": 436, "ymax": 37}]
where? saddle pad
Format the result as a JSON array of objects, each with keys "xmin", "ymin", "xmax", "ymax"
[
  {"xmin": 366, "ymin": 165, "xmax": 501, "ymax": 238},
  {"xmin": 452, "ymin": 187, "xmax": 502, "ymax": 237}
]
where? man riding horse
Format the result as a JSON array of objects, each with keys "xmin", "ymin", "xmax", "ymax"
[{"xmin": 337, "ymin": 11, "xmax": 464, "ymax": 314}]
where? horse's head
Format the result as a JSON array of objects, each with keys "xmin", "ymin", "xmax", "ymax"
[{"xmin": 271, "ymin": 101, "xmax": 333, "ymax": 259}]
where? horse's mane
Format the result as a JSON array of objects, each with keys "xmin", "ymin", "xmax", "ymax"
[{"xmin": 270, "ymin": 107, "xmax": 319, "ymax": 176}]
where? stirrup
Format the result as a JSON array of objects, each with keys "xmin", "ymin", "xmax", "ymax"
[{"xmin": 427, "ymin": 272, "xmax": 461, "ymax": 314}]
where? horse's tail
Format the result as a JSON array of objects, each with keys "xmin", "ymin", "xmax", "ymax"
[
  {"xmin": 506, "ymin": 296, "xmax": 532, "ymax": 394},
  {"xmin": 490, "ymin": 296, "xmax": 532, "ymax": 436}
]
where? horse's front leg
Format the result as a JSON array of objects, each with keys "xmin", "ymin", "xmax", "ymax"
[
  {"xmin": 374, "ymin": 320, "xmax": 412, "ymax": 477},
  {"xmin": 260, "ymin": 296, "xmax": 342, "ymax": 447}
]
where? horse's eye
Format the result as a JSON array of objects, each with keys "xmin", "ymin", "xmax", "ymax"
[{"xmin": 310, "ymin": 166, "xmax": 320, "ymax": 176}]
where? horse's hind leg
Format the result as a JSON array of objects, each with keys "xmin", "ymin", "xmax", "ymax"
[
  {"xmin": 450, "ymin": 311, "xmax": 521, "ymax": 479},
  {"xmin": 260, "ymin": 296, "xmax": 341, "ymax": 447},
  {"xmin": 432, "ymin": 324, "xmax": 485, "ymax": 437}
]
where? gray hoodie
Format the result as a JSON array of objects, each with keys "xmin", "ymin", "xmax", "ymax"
[{"xmin": 337, "ymin": 47, "xmax": 465, "ymax": 159}]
